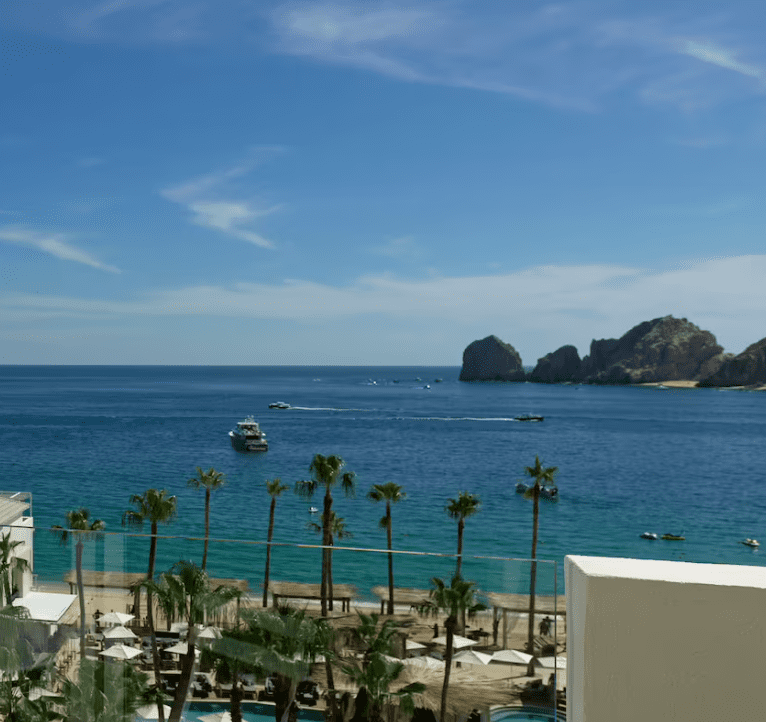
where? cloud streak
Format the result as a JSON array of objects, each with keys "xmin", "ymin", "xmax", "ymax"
[
  {"xmin": 160, "ymin": 148, "xmax": 283, "ymax": 249},
  {"xmin": 0, "ymin": 226, "xmax": 120, "ymax": 273},
  {"xmin": 4, "ymin": 256, "xmax": 765, "ymax": 358}
]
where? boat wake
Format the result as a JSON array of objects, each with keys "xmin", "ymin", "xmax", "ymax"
[
  {"xmin": 408, "ymin": 416, "xmax": 516, "ymax": 422},
  {"xmin": 286, "ymin": 406, "xmax": 369, "ymax": 412}
]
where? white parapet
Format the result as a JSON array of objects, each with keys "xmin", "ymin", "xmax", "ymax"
[{"xmin": 565, "ymin": 555, "xmax": 766, "ymax": 722}]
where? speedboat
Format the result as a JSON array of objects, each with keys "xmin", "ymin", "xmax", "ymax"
[
  {"xmin": 515, "ymin": 414, "xmax": 544, "ymax": 422},
  {"xmin": 662, "ymin": 532, "xmax": 685, "ymax": 541},
  {"xmin": 268, "ymin": 401, "xmax": 291, "ymax": 409},
  {"xmin": 229, "ymin": 416, "xmax": 268, "ymax": 452},
  {"xmin": 309, "ymin": 507, "xmax": 319, "ymax": 514},
  {"xmin": 741, "ymin": 538, "xmax": 760, "ymax": 548},
  {"xmin": 640, "ymin": 532, "xmax": 658, "ymax": 540},
  {"xmin": 541, "ymin": 486, "xmax": 559, "ymax": 500},
  {"xmin": 515, "ymin": 483, "xmax": 528, "ymax": 493}
]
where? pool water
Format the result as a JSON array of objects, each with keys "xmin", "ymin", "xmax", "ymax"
[
  {"xmin": 491, "ymin": 707, "xmax": 560, "ymax": 721},
  {"xmin": 184, "ymin": 701, "xmax": 325, "ymax": 722}
]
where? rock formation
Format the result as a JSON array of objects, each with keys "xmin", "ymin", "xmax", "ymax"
[
  {"xmin": 529, "ymin": 345, "xmax": 582, "ymax": 383},
  {"xmin": 459, "ymin": 335, "xmax": 526, "ymax": 381},
  {"xmin": 578, "ymin": 316, "xmax": 726, "ymax": 384},
  {"xmin": 697, "ymin": 337, "xmax": 766, "ymax": 387}
]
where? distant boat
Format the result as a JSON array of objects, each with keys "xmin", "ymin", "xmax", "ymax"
[
  {"xmin": 515, "ymin": 483, "xmax": 528, "ymax": 494},
  {"xmin": 740, "ymin": 538, "xmax": 760, "ymax": 548},
  {"xmin": 640, "ymin": 532, "xmax": 658, "ymax": 540},
  {"xmin": 434, "ymin": 378, "xmax": 443, "ymax": 383},
  {"xmin": 268, "ymin": 401, "xmax": 291, "ymax": 409},
  {"xmin": 309, "ymin": 507, "xmax": 319, "ymax": 514},
  {"xmin": 229, "ymin": 416, "xmax": 268, "ymax": 453},
  {"xmin": 662, "ymin": 532, "xmax": 685, "ymax": 541},
  {"xmin": 515, "ymin": 414, "xmax": 544, "ymax": 422}
]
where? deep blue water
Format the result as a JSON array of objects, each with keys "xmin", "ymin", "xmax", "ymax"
[{"xmin": 2, "ymin": 365, "xmax": 765, "ymax": 600}]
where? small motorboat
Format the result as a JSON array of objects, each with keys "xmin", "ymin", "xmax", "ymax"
[
  {"xmin": 741, "ymin": 538, "xmax": 760, "ymax": 548},
  {"xmin": 309, "ymin": 507, "xmax": 319, "ymax": 514},
  {"xmin": 640, "ymin": 532, "xmax": 658, "ymax": 540},
  {"xmin": 515, "ymin": 483, "xmax": 528, "ymax": 493},
  {"xmin": 268, "ymin": 401, "xmax": 291, "ymax": 409},
  {"xmin": 662, "ymin": 532, "xmax": 685, "ymax": 541},
  {"xmin": 515, "ymin": 414, "xmax": 544, "ymax": 422},
  {"xmin": 540, "ymin": 486, "xmax": 559, "ymax": 500}
]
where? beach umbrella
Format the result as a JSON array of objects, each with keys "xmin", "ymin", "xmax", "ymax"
[
  {"xmin": 196, "ymin": 626, "xmax": 222, "ymax": 640},
  {"xmin": 99, "ymin": 644, "xmax": 141, "ymax": 661},
  {"xmin": 135, "ymin": 703, "xmax": 173, "ymax": 720},
  {"xmin": 453, "ymin": 649, "xmax": 493, "ymax": 665},
  {"xmin": 431, "ymin": 634, "xmax": 478, "ymax": 649},
  {"xmin": 102, "ymin": 625, "xmax": 137, "ymax": 641},
  {"xmin": 402, "ymin": 655, "xmax": 444, "ymax": 670},
  {"xmin": 534, "ymin": 655, "xmax": 566, "ymax": 670},
  {"xmin": 199, "ymin": 712, "xmax": 233, "ymax": 722},
  {"xmin": 170, "ymin": 622, "xmax": 189, "ymax": 635},
  {"xmin": 97, "ymin": 611, "xmax": 134, "ymax": 626},
  {"xmin": 491, "ymin": 649, "xmax": 533, "ymax": 665},
  {"xmin": 164, "ymin": 641, "xmax": 200, "ymax": 657},
  {"xmin": 405, "ymin": 639, "xmax": 426, "ymax": 656}
]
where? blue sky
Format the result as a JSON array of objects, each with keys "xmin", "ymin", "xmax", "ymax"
[{"xmin": 2, "ymin": 0, "xmax": 766, "ymax": 365}]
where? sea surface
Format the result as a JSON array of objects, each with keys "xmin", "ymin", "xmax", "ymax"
[{"xmin": 2, "ymin": 365, "xmax": 765, "ymax": 601}]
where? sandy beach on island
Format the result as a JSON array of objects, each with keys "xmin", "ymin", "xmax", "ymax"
[{"xmin": 639, "ymin": 379, "xmax": 766, "ymax": 390}]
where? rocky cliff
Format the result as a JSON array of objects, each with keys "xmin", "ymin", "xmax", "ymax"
[
  {"xmin": 459, "ymin": 335, "xmax": 526, "ymax": 381},
  {"xmin": 579, "ymin": 316, "xmax": 726, "ymax": 384},
  {"xmin": 529, "ymin": 345, "xmax": 582, "ymax": 383},
  {"xmin": 697, "ymin": 337, "xmax": 766, "ymax": 387}
]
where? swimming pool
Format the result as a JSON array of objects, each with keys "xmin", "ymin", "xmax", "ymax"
[
  {"xmin": 490, "ymin": 706, "xmax": 560, "ymax": 721},
  {"xmin": 183, "ymin": 701, "xmax": 325, "ymax": 722}
]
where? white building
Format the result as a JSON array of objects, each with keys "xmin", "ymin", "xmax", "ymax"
[{"xmin": 0, "ymin": 491, "xmax": 34, "ymax": 605}]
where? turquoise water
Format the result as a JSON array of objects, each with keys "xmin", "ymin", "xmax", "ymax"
[
  {"xmin": 490, "ymin": 707, "xmax": 559, "ymax": 721},
  {"xmin": 3, "ymin": 365, "xmax": 766, "ymax": 600},
  {"xmin": 183, "ymin": 701, "xmax": 324, "ymax": 722}
]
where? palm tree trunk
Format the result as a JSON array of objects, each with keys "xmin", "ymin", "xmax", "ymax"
[
  {"xmin": 231, "ymin": 660, "xmax": 243, "ymax": 722},
  {"xmin": 263, "ymin": 496, "xmax": 277, "ymax": 607},
  {"xmin": 456, "ymin": 519, "xmax": 464, "ymax": 579},
  {"xmin": 147, "ymin": 527, "xmax": 165, "ymax": 722},
  {"xmin": 202, "ymin": 488, "xmax": 211, "ymax": 571},
  {"xmin": 527, "ymin": 485, "xmax": 540, "ymax": 660},
  {"xmin": 328, "ymin": 534, "xmax": 334, "ymax": 612},
  {"xmin": 170, "ymin": 627, "xmax": 197, "ymax": 722},
  {"xmin": 386, "ymin": 504, "xmax": 394, "ymax": 615},
  {"xmin": 321, "ymin": 490, "xmax": 332, "ymax": 616},
  {"xmin": 324, "ymin": 656, "xmax": 340, "ymax": 722},
  {"xmin": 440, "ymin": 617, "xmax": 456, "ymax": 722},
  {"xmin": 75, "ymin": 539, "xmax": 86, "ymax": 661}
]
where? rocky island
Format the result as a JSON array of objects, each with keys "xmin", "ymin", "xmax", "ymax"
[
  {"xmin": 459, "ymin": 335, "xmax": 527, "ymax": 381},
  {"xmin": 461, "ymin": 315, "xmax": 759, "ymax": 387}
]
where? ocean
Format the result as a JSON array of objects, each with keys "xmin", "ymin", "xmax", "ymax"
[{"xmin": 2, "ymin": 365, "xmax": 765, "ymax": 602}]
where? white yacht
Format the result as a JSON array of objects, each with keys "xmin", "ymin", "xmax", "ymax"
[{"xmin": 229, "ymin": 416, "xmax": 268, "ymax": 452}]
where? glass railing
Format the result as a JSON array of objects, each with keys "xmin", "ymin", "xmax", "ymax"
[{"xmin": 6, "ymin": 528, "xmax": 563, "ymax": 721}]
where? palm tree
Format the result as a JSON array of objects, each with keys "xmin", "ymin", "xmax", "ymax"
[
  {"xmin": 140, "ymin": 561, "xmax": 241, "ymax": 722},
  {"xmin": 417, "ymin": 576, "xmax": 486, "ymax": 722},
  {"xmin": 52, "ymin": 508, "xmax": 105, "ymax": 660},
  {"xmin": 187, "ymin": 466, "xmax": 226, "ymax": 571},
  {"xmin": 522, "ymin": 456, "xmax": 558, "ymax": 657},
  {"xmin": 367, "ymin": 482, "xmax": 406, "ymax": 615},
  {"xmin": 445, "ymin": 491, "xmax": 481, "ymax": 579},
  {"xmin": 122, "ymin": 489, "xmax": 177, "ymax": 719},
  {"xmin": 212, "ymin": 606, "xmax": 334, "ymax": 722},
  {"xmin": 263, "ymin": 478, "xmax": 289, "ymax": 607},
  {"xmin": 295, "ymin": 454, "xmax": 356, "ymax": 615},
  {"xmin": 340, "ymin": 612, "xmax": 424, "ymax": 722},
  {"xmin": 308, "ymin": 510, "xmax": 352, "ymax": 604},
  {"xmin": 0, "ymin": 531, "xmax": 30, "ymax": 606}
]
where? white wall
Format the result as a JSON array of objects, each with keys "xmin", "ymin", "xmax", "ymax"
[
  {"xmin": 566, "ymin": 555, "xmax": 766, "ymax": 722},
  {"xmin": 1, "ymin": 516, "xmax": 34, "ymax": 601}
]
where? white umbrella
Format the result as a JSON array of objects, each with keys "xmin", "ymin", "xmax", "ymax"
[
  {"xmin": 99, "ymin": 644, "xmax": 141, "ymax": 661},
  {"xmin": 491, "ymin": 649, "xmax": 533, "ymax": 665},
  {"xmin": 199, "ymin": 713, "xmax": 233, "ymax": 722},
  {"xmin": 164, "ymin": 642, "xmax": 200, "ymax": 657},
  {"xmin": 431, "ymin": 634, "xmax": 478, "ymax": 649},
  {"xmin": 170, "ymin": 622, "xmax": 189, "ymax": 635},
  {"xmin": 534, "ymin": 655, "xmax": 566, "ymax": 670},
  {"xmin": 402, "ymin": 655, "xmax": 445, "ymax": 670},
  {"xmin": 452, "ymin": 649, "xmax": 493, "ymax": 665},
  {"xmin": 196, "ymin": 626, "xmax": 222, "ymax": 640},
  {"xmin": 98, "ymin": 611, "xmax": 134, "ymax": 626},
  {"xmin": 135, "ymin": 703, "xmax": 173, "ymax": 720},
  {"xmin": 102, "ymin": 625, "xmax": 137, "ymax": 641}
]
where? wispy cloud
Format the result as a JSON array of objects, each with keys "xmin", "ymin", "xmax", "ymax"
[
  {"xmin": 678, "ymin": 39, "xmax": 766, "ymax": 81},
  {"xmin": 0, "ymin": 226, "xmax": 120, "ymax": 273},
  {"xmin": 160, "ymin": 148, "xmax": 283, "ymax": 249},
  {"xmin": 4, "ymin": 256, "xmax": 765, "ymax": 358}
]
